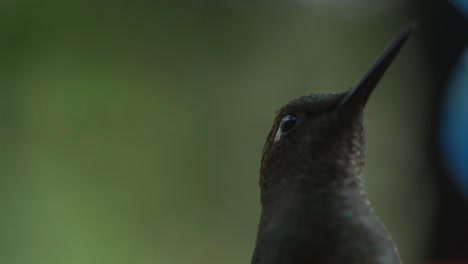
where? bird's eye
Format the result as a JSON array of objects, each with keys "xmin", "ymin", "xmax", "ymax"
[{"xmin": 274, "ymin": 114, "xmax": 298, "ymax": 142}]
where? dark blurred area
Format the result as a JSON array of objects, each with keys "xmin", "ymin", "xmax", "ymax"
[
  {"xmin": 0, "ymin": 0, "xmax": 465, "ymax": 263},
  {"xmin": 418, "ymin": 0, "xmax": 468, "ymax": 262}
]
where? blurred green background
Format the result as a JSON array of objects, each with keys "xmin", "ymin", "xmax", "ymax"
[{"xmin": 0, "ymin": 1, "xmax": 433, "ymax": 263}]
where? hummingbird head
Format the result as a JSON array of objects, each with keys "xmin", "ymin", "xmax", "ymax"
[
  {"xmin": 259, "ymin": 92, "xmax": 366, "ymax": 199},
  {"xmin": 259, "ymin": 24, "xmax": 414, "ymax": 202}
]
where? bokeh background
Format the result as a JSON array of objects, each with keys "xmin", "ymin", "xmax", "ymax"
[{"xmin": 0, "ymin": 1, "xmax": 466, "ymax": 264}]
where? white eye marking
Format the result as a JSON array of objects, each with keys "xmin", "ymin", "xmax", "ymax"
[{"xmin": 274, "ymin": 114, "xmax": 297, "ymax": 142}]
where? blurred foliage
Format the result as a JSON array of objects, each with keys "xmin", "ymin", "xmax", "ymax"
[{"xmin": 0, "ymin": 1, "xmax": 432, "ymax": 263}]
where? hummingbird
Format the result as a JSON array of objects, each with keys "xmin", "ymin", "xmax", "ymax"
[{"xmin": 251, "ymin": 24, "xmax": 414, "ymax": 264}]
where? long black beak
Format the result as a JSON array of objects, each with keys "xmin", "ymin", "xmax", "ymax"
[{"xmin": 337, "ymin": 23, "xmax": 415, "ymax": 109}]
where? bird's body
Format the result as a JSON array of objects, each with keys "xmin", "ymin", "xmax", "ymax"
[
  {"xmin": 254, "ymin": 189, "xmax": 400, "ymax": 263},
  {"xmin": 251, "ymin": 24, "xmax": 414, "ymax": 264}
]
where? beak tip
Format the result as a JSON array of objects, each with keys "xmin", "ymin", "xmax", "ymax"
[
  {"xmin": 337, "ymin": 22, "xmax": 415, "ymax": 109},
  {"xmin": 407, "ymin": 21, "xmax": 418, "ymax": 31}
]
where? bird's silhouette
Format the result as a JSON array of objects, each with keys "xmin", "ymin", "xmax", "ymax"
[{"xmin": 251, "ymin": 23, "xmax": 415, "ymax": 264}]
